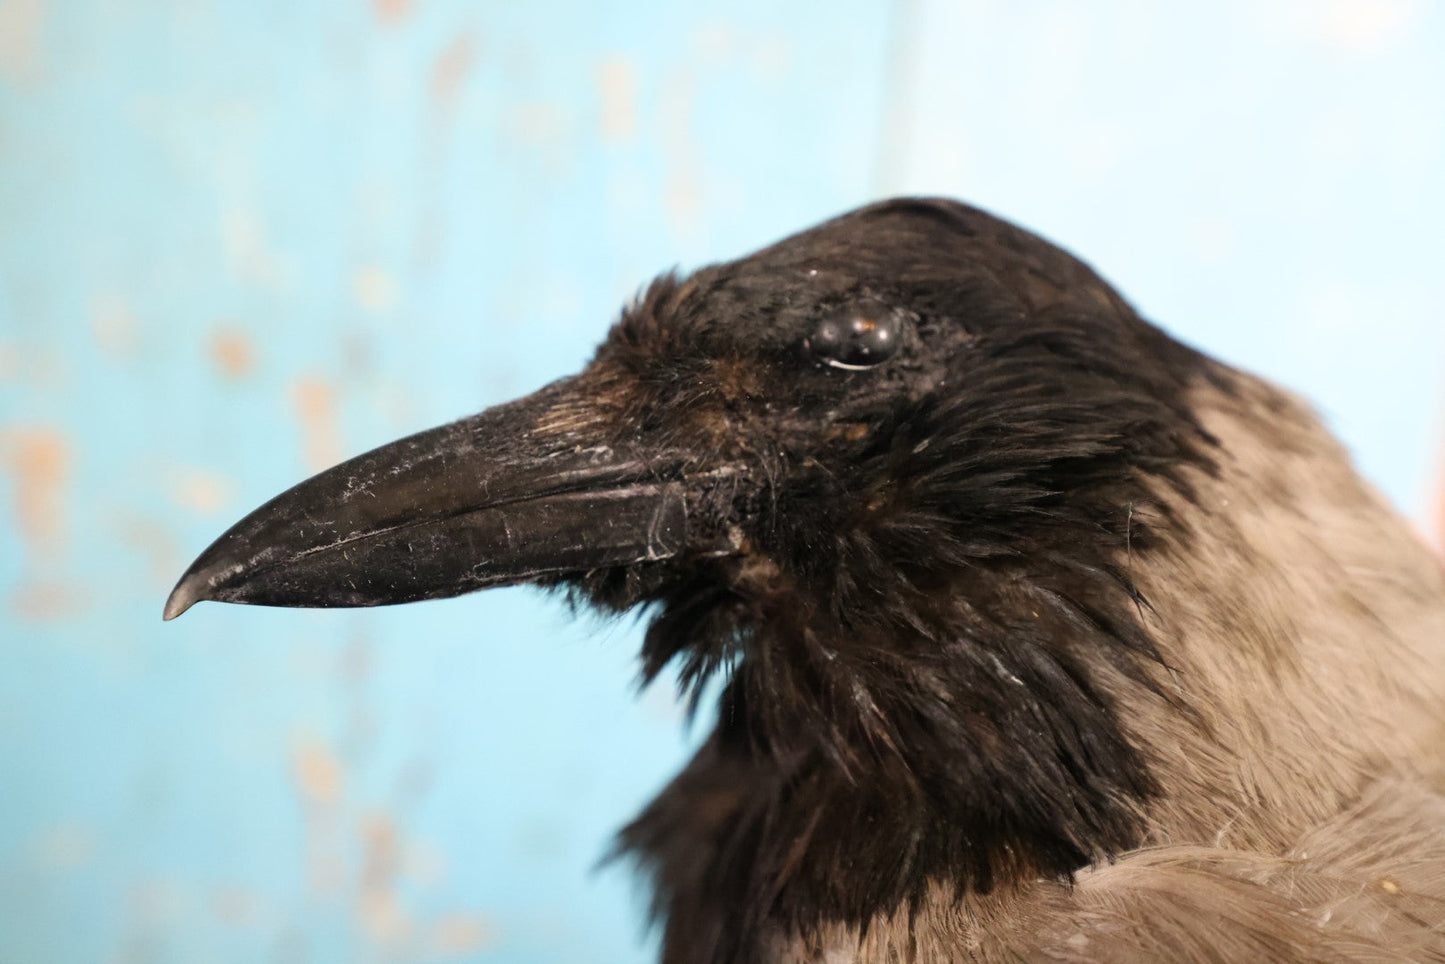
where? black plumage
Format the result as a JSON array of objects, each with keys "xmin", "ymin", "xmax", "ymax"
[{"xmin": 167, "ymin": 198, "xmax": 1445, "ymax": 964}]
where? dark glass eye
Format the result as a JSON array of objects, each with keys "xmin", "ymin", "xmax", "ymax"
[{"xmin": 806, "ymin": 309, "xmax": 902, "ymax": 370}]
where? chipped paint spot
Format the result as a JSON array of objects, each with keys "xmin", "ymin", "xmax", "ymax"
[
  {"xmin": 290, "ymin": 375, "xmax": 342, "ymax": 471},
  {"xmin": 221, "ymin": 206, "xmax": 292, "ymax": 290},
  {"xmin": 360, "ymin": 812, "xmax": 400, "ymax": 890},
  {"xmin": 212, "ymin": 886, "xmax": 263, "ymax": 926},
  {"xmin": 129, "ymin": 879, "xmax": 184, "ymax": 924},
  {"xmin": 10, "ymin": 580, "xmax": 85, "ymax": 622},
  {"xmin": 0, "ymin": 0, "xmax": 45, "ymax": 86},
  {"xmin": 358, "ymin": 888, "xmax": 412, "ymax": 944},
  {"xmin": 292, "ymin": 736, "xmax": 344, "ymax": 805},
  {"xmin": 91, "ymin": 294, "xmax": 139, "ymax": 359},
  {"xmin": 597, "ymin": 56, "xmax": 637, "ymax": 143},
  {"xmin": 1260, "ymin": 0, "xmax": 1420, "ymax": 53},
  {"xmin": 693, "ymin": 20, "xmax": 737, "ymax": 64},
  {"xmin": 0, "ymin": 344, "xmax": 66, "ymax": 387},
  {"xmin": 1, "ymin": 426, "xmax": 70, "ymax": 558},
  {"xmin": 31, "ymin": 823, "xmax": 93, "ymax": 870},
  {"xmin": 371, "ymin": 0, "xmax": 411, "ymax": 24},
  {"xmin": 1316, "ymin": 0, "xmax": 1417, "ymax": 51},
  {"xmin": 430, "ymin": 32, "xmax": 478, "ymax": 105},
  {"xmin": 168, "ymin": 467, "xmax": 237, "ymax": 515},
  {"xmin": 209, "ymin": 326, "xmax": 256, "ymax": 378},
  {"xmin": 430, "ymin": 913, "xmax": 495, "ymax": 956},
  {"xmin": 353, "ymin": 266, "xmax": 398, "ymax": 314}
]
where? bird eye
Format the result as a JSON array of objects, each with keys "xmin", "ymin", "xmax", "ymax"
[{"xmin": 805, "ymin": 309, "xmax": 903, "ymax": 370}]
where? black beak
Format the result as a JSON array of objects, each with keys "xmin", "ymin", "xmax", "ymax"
[{"xmin": 163, "ymin": 377, "xmax": 744, "ymax": 620}]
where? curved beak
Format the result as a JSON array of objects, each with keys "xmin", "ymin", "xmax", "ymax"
[{"xmin": 163, "ymin": 377, "xmax": 745, "ymax": 620}]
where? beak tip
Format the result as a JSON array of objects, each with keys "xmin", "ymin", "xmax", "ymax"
[{"xmin": 162, "ymin": 577, "xmax": 204, "ymax": 621}]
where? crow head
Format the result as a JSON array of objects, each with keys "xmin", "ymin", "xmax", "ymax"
[{"xmin": 167, "ymin": 198, "xmax": 1227, "ymax": 955}]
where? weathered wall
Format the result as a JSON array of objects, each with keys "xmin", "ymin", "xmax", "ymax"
[{"xmin": 2, "ymin": 2, "xmax": 1442, "ymax": 961}]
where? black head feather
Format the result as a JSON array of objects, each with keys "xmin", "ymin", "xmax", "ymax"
[{"xmin": 548, "ymin": 199, "xmax": 1224, "ymax": 962}]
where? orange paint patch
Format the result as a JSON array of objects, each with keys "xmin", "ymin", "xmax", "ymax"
[
  {"xmin": 32, "ymin": 823, "xmax": 94, "ymax": 870},
  {"xmin": 209, "ymin": 327, "xmax": 256, "ymax": 378},
  {"xmin": 360, "ymin": 812, "xmax": 401, "ymax": 890},
  {"xmin": 290, "ymin": 375, "xmax": 342, "ymax": 471},
  {"xmin": 292, "ymin": 737, "xmax": 345, "ymax": 805},
  {"xmin": 0, "ymin": 0, "xmax": 45, "ymax": 86},
  {"xmin": 129, "ymin": 879, "xmax": 183, "ymax": 924},
  {"xmin": 221, "ymin": 206, "xmax": 291, "ymax": 290},
  {"xmin": 372, "ymin": 0, "xmax": 411, "ymax": 24},
  {"xmin": 168, "ymin": 467, "xmax": 237, "ymax": 515},
  {"xmin": 1, "ymin": 426, "xmax": 70, "ymax": 558},
  {"xmin": 353, "ymin": 266, "xmax": 398, "ymax": 313},
  {"xmin": 430, "ymin": 31, "xmax": 478, "ymax": 105},
  {"xmin": 10, "ymin": 580, "xmax": 85, "ymax": 622},
  {"xmin": 430, "ymin": 913, "xmax": 495, "ymax": 956},
  {"xmin": 91, "ymin": 294, "xmax": 139, "ymax": 359},
  {"xmin": 358, "ymin": 888, "xmax": 412, "ymax": 944},
  {"xmin": 597, "ymin": 56, "xmax": 637, "ymax": 143},
  {"xmin": 212, "ymin": 886, "xmax": 263, "ymax": 927}
]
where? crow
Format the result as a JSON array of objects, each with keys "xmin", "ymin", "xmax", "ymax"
[{"xmin": 166, "ymin": 198, "xmax": 1445, "ymax": 963}]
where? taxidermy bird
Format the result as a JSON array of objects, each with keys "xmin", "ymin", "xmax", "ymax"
[{"xmin": 166, "ymin": 199, "xmax": 1445, "ymax": 963}]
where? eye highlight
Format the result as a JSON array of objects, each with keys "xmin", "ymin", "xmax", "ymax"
[{"xmin": 806, "ymin": 308, "xmax": 903, "ymax": 370}]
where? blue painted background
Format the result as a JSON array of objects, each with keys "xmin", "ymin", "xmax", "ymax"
[{"xmin": 2, "ymin": 2, "xmax": 1442, "ymax": 961}]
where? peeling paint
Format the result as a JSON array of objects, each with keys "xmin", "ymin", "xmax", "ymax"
[
  {"xmin": 128, "ymin": 878, "xmax": 183, "ymax": 925},
  {"xmin": 291, "ymin": 736, "xmax": 344, "ymax": 806},
  {"xmin": 1313, "ymin": 0, "xmax": 1417, "ymax": 52},
  {"xmin": 358, "ymin": 888, "xmax": 412, "ymax": 944},
  {"xmin": 0, "ymin": 0, "xmax": 45, "ymax": 86},
  {"xmin": 31, "ymin": 823, "xmax": 93, "ymax": 870},
  {"xmin": 209, "ymin": 326, "xmax": 256, "ymax": 378},
  {"xmin": 211, "ymin": 886, "xmax": 262, "ymax": 927},
  {"xmin": 360, "ymin": 812, "xmax": 400, "ymax": 892},
  {"xmin": 429, "ymin": 913, "xmax": 495, "ymax": 956},
  {"xmin": 290, "ymin": 375, "xmax": 341, "ymax": 471},
  {"xmin": 10, "ymin": 579, "xmax": 85, "ymax": 622},
  {"xmin": 91, "ymin": 294, "xmax": 139, "ymax": 359},
  {"xmin": 221, "ymin": 206, "xmax": 291, "ymax": 290},
  {"xmin": 1, "ymin": 425, "xmax": 70, "ymax": 558},
  {"xmin": 430, "ymin": 32, "xmax": 478, "ymax": 105},
  {"xmin": 371, "ymin": 0, "xmax": 411, "ymax": 25},
  {"xmin": 167, "ymin": 467, "xmax": 237, "ymax": 515},
  {"xmin": 597, "ymin": 56, "xmax": 637, "ymax": 143},
  {"xmin": 353, "ymin": 266, "xmax": 398, "ymax": 314}
]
